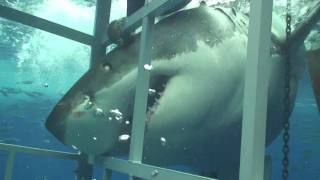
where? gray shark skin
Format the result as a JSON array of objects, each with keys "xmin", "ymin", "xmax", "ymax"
[{"xmin": 45, "ymin": 5, "xmax": 319, "ymax": 179}]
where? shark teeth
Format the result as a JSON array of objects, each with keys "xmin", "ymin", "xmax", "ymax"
[
  {"xmin": 148, "ymin": 88, "xmax": 156, "ymax": 95},
  {"xmin": 147, "ymin": 79, "xmax": 168, "ymax": 119},
  {"xmin": 146, "ymin": 96, "xmax": 161, "ymax": 119}
]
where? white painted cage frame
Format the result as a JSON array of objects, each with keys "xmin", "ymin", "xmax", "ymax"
[{"xmin": 0, "ymin": 0, "xmax": 274, "ymax": 179}]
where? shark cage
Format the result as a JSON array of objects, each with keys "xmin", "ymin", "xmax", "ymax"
[{"xmin": 0, "ymin": 0, "xmax": 319, "ymax": 180}]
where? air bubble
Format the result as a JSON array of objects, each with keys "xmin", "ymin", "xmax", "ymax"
[
  {"xmin": 95, "ymin": 108, "xmax": 104, "ymax": 116},
  {"xmin": 119, "ymin": 134, "xmax": 130, "ymax": 141},
  {"xmin": 72, "ymin": 145, "xmax": 78, "ymax": 150},
  {"xmin": 160, "ymin": 137, "xmax": 166, "ymax": 146},
  {"xmin": 110, "ymin": 109, "xmax": 122, "ymax": 117},
  {"xmin": 144, "ymin": 64, "xmax": 153, "ymax": 70},
  {"xmin": 110, "ymin": 109, "xmax": 123, "ymax": 121},
  {"xmin": 102, "ymin": 63, "xmax": 111, "ymax": 72},
  {"xmin": 151, "ymin": 170, "xmax": 159, "ymax": 177}
]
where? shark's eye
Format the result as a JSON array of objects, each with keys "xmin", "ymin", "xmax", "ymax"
[
  {"xmin": 102, "ymin": 63, "xmax": 112, "ymax": 72},
  {"xmin": 83, "ymin": 95, "xmax": 90, "ymax": 101},
  {"xmin": 82, "ymin": 95, "xmax": 93, "ymax": 110}
]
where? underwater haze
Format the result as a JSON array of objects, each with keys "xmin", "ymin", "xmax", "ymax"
[{"xmin": 0, "ymin": 0, "xmax": 320, "ymax": 179}]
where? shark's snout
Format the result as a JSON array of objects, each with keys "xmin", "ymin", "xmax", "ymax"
[{"xmin": 45, "ymin": 101, "xmax": 70, "ymax": 143}]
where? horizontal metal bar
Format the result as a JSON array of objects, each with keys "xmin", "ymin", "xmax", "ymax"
[
  {"xmin": 0, "ymin": 143, "xmax": 79, "ymax": 160},
  {"xmin": 103, "ymin": 0, "xmax": 188, "ymax": 46},
  {"xmin": 104, "ymin": 157, "xmax": 216, "ymax": 180},
  {"xmin": 0, "ymin": 5, "xmax": 94, "ymax": 46}
]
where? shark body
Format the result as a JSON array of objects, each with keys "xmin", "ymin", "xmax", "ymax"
[{"xmin": 46, "ymin": 5, "xmax": 319, "ymax": 179}]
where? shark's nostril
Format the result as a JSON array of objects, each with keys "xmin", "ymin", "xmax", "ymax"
[{"xmin": 57, "ymin": 101, "xmax": 70, "ymax": 109}]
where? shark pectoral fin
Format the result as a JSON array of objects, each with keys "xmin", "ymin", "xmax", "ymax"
[
  {"xmin": 284, "ymin": 2, "xmax": 320, "ymax": 49},
  {"xmin": 307, "ymin": 49, "xmax": 320, "ymax": 111}
]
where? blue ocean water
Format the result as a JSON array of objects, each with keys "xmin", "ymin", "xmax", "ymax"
[
  {"xmin": 0, "ymin": 0, "xmax": 319, "ymax": 179},
  {"xmin": 266, "ymin": 69, "xmax": 320, "ymax": 180}
]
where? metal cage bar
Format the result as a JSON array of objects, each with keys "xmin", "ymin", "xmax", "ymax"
[
  {"xmin": 90, "ymin": 0, "xmax": 112, "ymax": 67},
  {"xmin": 129, "ymin": 5, "xmax": 155, "ymax": 165},
  {"xmin": 4, "ymin": 151, "xmax": 15, "ymax": 180},
  {"xmin": 104, "ymin": 157, "xmax": 215, "ymax": 180},
  {"xmin": 0, "ymin": 5, "xmax": 94, "ymax": 46},
  {"xmin": 0, "ymin": 143, "xmax": 79, "ymax": 160},
  {"xmin": 0, "ymin": 143, "xmax": 79, "ymax": 180},
  {"xmin": 239, "ymin": 0, "xmax": 274, "ymax": 179},
  {"xmin": 128, "ymin": 6, "xmax": 155, "ymax": 180}
]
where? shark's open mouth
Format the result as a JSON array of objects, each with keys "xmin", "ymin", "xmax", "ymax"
[{"xmin": 146, "ymin": 76, "xmax": 170, "ymax": 120}]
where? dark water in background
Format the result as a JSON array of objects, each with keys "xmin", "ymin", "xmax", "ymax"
[{"xmin": 0, "ymin": 0, "xmax": 320, "ymax": 179}]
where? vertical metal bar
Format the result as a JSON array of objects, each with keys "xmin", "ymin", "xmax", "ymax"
[
  {"xmin": 90, "ymin": 0, "xmax": 111, "ymax": 67},
  {"xmin": 75, "ymin": 154, "xmax": 94, "ymax": 180},
  {"xmin": 89, "ymin": 0, "xmax": 111, "ymax": 177},
  {"xmin": 264, "ymin": 155, "xmax": 272, "ymax": 180},
  {"xmin": 4, "ymin": 151, "xmax": 16, "ymax": 180},
  {"xmin": 128, "ymin": 4, "xmax": 155, "ymax": 179},
  {"xmin": 239, "ymin": 0, "xmax": 273, "ymax": 179},
  {"xmin": 129, "ymin": 14, "xmax": 155, "ymax": 164},
  {"xmin": 103, "ymin": 169, "xmax": 112, "ymax": 180}
]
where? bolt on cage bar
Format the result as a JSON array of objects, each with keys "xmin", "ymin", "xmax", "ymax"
[{"xmin": 0, "ymin": 0, "xmax": 273, "ymax": 179}]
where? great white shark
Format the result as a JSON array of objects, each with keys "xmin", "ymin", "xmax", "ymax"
[{"xmin": 45, "ymin": 3, "xmax": 320, "ymax": 180}]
